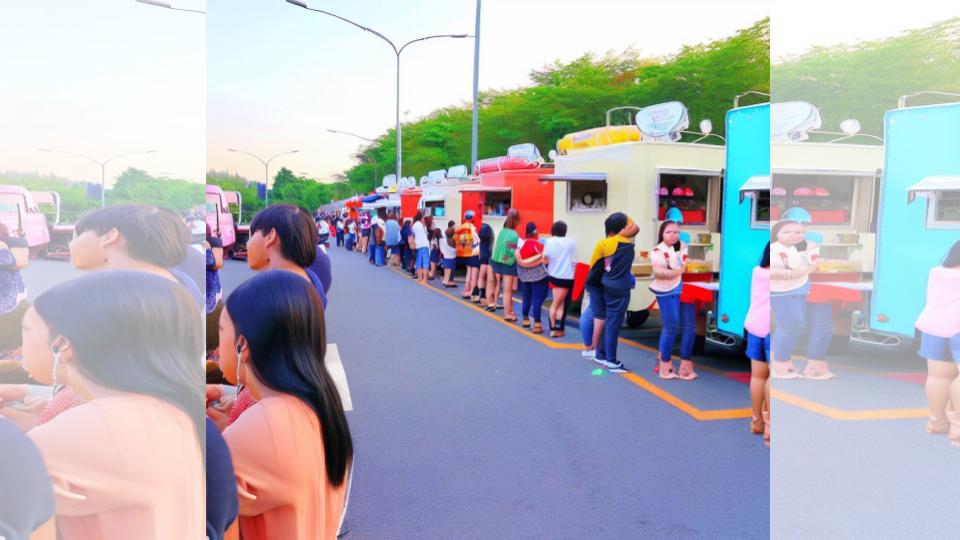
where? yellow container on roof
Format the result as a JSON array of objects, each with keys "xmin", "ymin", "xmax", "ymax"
[{"xmin": 557, "ymin": 125, "xmax": 641, "ymax": 154}]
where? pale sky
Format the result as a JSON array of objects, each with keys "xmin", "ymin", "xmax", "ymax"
[
  {"xmin": 0, "ymin": 0, "xmax": 206, "ymax": 185},
  {"xmin": 4, "ymin": 1, "xmax": 953, "ymax": 187},
  {"xmin": 772, "ymin": 0, "xmax": 958, "ymax": 62},
  {"xmin": 207, "ymin": 0, "xmax": 770, "ymax": 182}
]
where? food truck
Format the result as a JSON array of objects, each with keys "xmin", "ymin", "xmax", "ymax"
[
  {"xmin": 461, "ymin": 143, "xmax": 554, "ymax": 237},
  {"xmin": 0, "ymin": 185, "xmax": 60, "ymax": 257},
  {"xmin": 205, "ymin": 184, "xmax": 243, "ymax": 256},
  {"xmin": 420, "ymin": 165, "xmax": 476, "ymax": 226},
  {"xmin": 771, "ymin": 101, "xmax": 884, "ymax": 279},
  {"xmin": 853, "ymin": 95, "xmax": 960, "ymax": 347},
  {"xmin": 700, "ymin": 97, "xmax": 771, "ymax": 349},
  {"xmin": 547, "ymin": 101, "xmax": 725, "ymax": 327}
]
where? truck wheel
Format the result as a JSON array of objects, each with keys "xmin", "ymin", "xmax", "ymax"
[{"xmin": 626, "ymin": 310, "xmax": 649, "ymax": 329}]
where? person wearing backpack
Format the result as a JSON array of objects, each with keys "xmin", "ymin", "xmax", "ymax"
[{"xmin": 455, "ymin": 211, "xmax": 481, "ymax": 301}]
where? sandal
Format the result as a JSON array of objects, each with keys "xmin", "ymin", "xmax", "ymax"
[
  {"xmin": 802, "ymin": 369, "xmax": 837, "ymax": 381},
  {"xmin": 772, "ymin": 365, "xmax": 803, "ymax": 379},
  {"xmin": 926, "ymin": 415, "xmax": 951, "ymax": 434},
  {"xmin": 504, "ymin": 314, "xmax": 518, "ymax": 322},
  {"xmin": 484, "ymin": 305, "xmax": 497, "ymax": 312},
  {"xmin": 522, "ymin": 318, "xmax": 531, "ymax": 328},
  {"xmin": 750, "ymin": 416, "xmax": 765, "ymax": 435},
  {"xmin": 678, "ymin": 370, "xmax": 699, "ymax": 381},
  {"xmin": 532, "ymin": 323, "xmax": 543, "ymax": 334},
  {"xmin": 659, "ymin": 362, "xmax": 678, "ymax": 380}
]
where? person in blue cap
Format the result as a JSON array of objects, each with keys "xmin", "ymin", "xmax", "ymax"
[{"xmin": 770, "ymin": 208, "xmax": 835, "ymax": 379}]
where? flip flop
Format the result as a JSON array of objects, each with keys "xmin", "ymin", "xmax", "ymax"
[
  {"xmin": 659, "ymin": 369, "xmax": 678, "ymax": 380},
  {"xmin": 504, "ymin": 315, "xmax": 518, "ymax": 322},
  {"xmin": 484, "ymin": 305, "xmax": 497, "ymax": 312},
  {"xmin": 678, "ymin": 371, "xmax": 699, "ymax": 381},
  {"xmin": 772, "ymin": 368, "xmax": 803, "ymax": 380},
  {"xmin": 802, "ymin": 370, "xmax": 837, "ymax": 381}
]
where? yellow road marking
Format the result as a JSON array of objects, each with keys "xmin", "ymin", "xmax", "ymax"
[
  {"xmin": 771, "ymin": 389, "xmax": 928, "ymax": 420},
  {"xmin": 386, "ymin": 266, "xmax": 927, "ymax": 423}
]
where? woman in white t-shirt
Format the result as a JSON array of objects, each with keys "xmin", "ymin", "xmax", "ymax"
[
  {"xmin": 769, "ymin": 216, "xmax": 834, "ymax": 380},
  {"xmin": 651, "ymin": 220, "xmax": 695, "ymax": 380},
  {"xmin": 542, "ymin": 221, "xmax": 577, "ymax": 338},
  {"xmin": 411, "ymin": 212, "xmax": 431, "ymax": 283}
]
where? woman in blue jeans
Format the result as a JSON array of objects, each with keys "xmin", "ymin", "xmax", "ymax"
[
  {"xmin": 769, "ymin": 213, "xmax": 834, "ymax": 379},
  {"xmin": 516, "ymin": 223, "xmax": 549, "ymax": 334},
  {"xmin": 651, "ymin": 220, "xmax": 697, "ymax": 380},
  {"xmin": 583, "ymin": 212, "xmax": 639, "ymax": 373}
]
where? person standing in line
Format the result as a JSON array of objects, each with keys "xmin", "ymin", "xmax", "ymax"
[
  {"xmin": 516, "ymin": 222, "xmax": 549, "ymax": 334},
  {"xmin": 456, "ymin": 211, "xmax": 482, "ymax": 301},
  {"xmin": 411, "ymin": 211, "xmax": 431, "ymax": 284},
  {"xmin": 745, "ymin": 242, "xmax": 771, "ymax": 445},
  {"xmin": 428, "ymin": 222, "xmax": 442, "ymax": 281},
  {"xmin": 543, "ymin": 221, "xmax": 577, "ymax": 338},
  {"xmin": 769, "ymin": 210, "xmax": 832, "ymax": 379},
  {"xmin": 490, "ymin": 209, "xmax": 521, "ymax": 319},
  {"xmin": 439, "ymin": 220, "xmax": 458, "ymax": 288},
  {"xmin": 477, "ymin": 222, "xmax": 495, "ymax": 308},
  {"xmin": 915, "ymin": 240, "xmax": 960, "ymax": 446},
  {"xmin": 399, "ymin": 218, "xmax": 413, "ymax": 275},
  {"xmin": 384, "ymin": 212, "xmax": 401, "ymax": 268},
  {"xmin": 651, "ymin": 220, "xmax": 697, "ymax": 380},
  {"xmin": 584, "ymin": 212, "xmax": 639, "ymax": 374}
]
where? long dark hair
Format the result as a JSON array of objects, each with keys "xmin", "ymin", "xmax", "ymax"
[
  {"xmin": 225, "ymin": 271, "xmax": 352, "ymax": 486},
  {"xmin": 657, "ymin": 220, "xmax": 681, "ymax": 251},
  {"xmin": 33, "ymin": 271, "xmax": 204, "ymax": 447},
  {"xmin": 943, "ymin": 240, "xmax": 960, "ymax": 268},
  {"xmin": 75, "ymin": 205, "xmax": 190, "ymax": 268},
  {"xmin": 504, "ymin": 208, "xmax": 520, "ymax": 230},
  {"xmin": 771, "ymin": 219, "xmax": 807, "ymax": 252},
  {"xmin": 759, "ymin": 241, "xmax": 770, "ymax": 268},
  {"xmin": 249, "ymin": 205, "xmax": 318, "ymax": 268}
]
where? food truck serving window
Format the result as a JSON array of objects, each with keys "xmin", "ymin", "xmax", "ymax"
[
  {"xmin": 753, "ymin": 190, "xmax": 770, "ymax": 227},
  {"xmin": 932, "ymin": 191, "xmax": 960, "ymax": 225},
  {"xmin": 770, "ymin": 173, "xmax": 860, "ymax": 226},
  {"xmin": 569, "ymin": 181, "xmax": 607, "ymax": 212},
  {"xmin": 657, "ymin": 173, "xmax": 713, "ymax": 225},
  {"xmin": 483, "ymin": 191, "xmax": 512, "ymax": 217}
]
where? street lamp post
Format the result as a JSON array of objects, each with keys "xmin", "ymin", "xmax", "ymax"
[
  {"xmin": 134, "ymin": 0, "xmax": 206, "ymax": 14},
  {"xmin": 470, "ymin": 0, "xmax": 481, "ymax": 173},
  {"xmin": 38, "ymin": 148, "xmax": 158, "ymax": 208},
  {"xmin": 227, "ymin": 148, "xmax": 300, "ymax": 207},
  {"xmin": 286, "ymin": 0, "xmax": 468, "ymax": 181},
  {"xmin": 352, "ymin": 153, "xmax": 378, "ymax": 193}
]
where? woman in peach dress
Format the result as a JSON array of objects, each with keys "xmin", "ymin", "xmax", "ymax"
[
  {"xmin": 217, "ymin": 270, "xmax": 353, "ymax": 540},
  {"xmin": 23, "ymin": 271, "xmax": 205, "ymax": 540}
]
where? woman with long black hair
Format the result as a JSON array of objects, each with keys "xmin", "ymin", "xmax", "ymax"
[
  {"xmin": 217, "ymin": 270, "xmax": 353, "ymax": 540},
  {"xmin": 25, "ymin": 270, "xmax": 205, "ymax": 540},
  {"xmin": 246, "ymin": 204, "xmax": 327, "ymax": 308}
]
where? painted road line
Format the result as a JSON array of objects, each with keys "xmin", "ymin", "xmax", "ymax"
[
  {"xmin": 326, "ymin": 344, "xmax": 353, "ymax": 411},
  {"xmin": 622, "ymin": 373, "xmax": 752, "ymax": 420},
  {"xmin": 390, "ymin": 267, "xmax": 753, "ymax": 421},
  {"xmin": 771, "ymin": 389, "xmax": 927, "ymax": 421},
  {"xmin": 388, "ymin": 266, "xmax": 927, "ymax": 423}
]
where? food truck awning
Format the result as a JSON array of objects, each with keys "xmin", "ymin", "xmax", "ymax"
[
  {"xmin": 374, "ymin": 199, "xmax": 401, "ymax": 208},
  {"xmin": 539, "ymin": 173, "xmax": 607, "ymax": 182},
  {"xmin": 907, "ymin": 175, "xmax": 960, "ymax": 203},
  {"xmin": 420, "ymin": 192, "xmax": 445, "ymax": 203},
  {"xmin": 458, "ymin": 185, "xmax": 512, "ymax": 193},
  {"xmin": 739, "ymin": 175, "xmax": 771, "ymax": 203}
]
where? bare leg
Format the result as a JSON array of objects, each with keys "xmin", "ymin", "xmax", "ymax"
[
  {"xmin": 750, "ymin": 360, "xmax": 769, "ymax": 434},
  {"xmin": 926, "ymin": 358, "xmax": 958, "ymax": 433},
  {"xmin": 503, "ymin": 276, "xmax": 515, "ymax": 318}
]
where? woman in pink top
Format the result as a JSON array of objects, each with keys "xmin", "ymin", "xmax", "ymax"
[
  {"xmin": 23, "ymin": 271, "xmax": 205, "ymax": 540},
  {"xmin": 744, "ymin": 243, "xmax": 771, "ymax": 446},
  {"xmin": 217, "ymin": 270, "xmax": 353, "ymax": 540},
  {"xmin": 915, "ymin": 240, "xmax": 960, "ymax": 446}
]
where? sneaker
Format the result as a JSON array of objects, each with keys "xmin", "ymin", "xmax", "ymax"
[
  {"xmin": 607, "ymin": 362, "xmax": 630, "ymax": 374},
  {"xmin": 581, "ymin": 349, "xmax": 596, "ymax": 360},
  {"xmin": 592, "ymin": 357, "xmax": 618, "ymax": 368}
]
